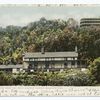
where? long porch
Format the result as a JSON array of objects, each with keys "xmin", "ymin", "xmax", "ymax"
[{"xmin": 26, "ymin": 60, "xmax": 87, "ymax": 72}]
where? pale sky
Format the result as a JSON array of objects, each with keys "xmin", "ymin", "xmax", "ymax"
[{"xmin": 0, "ymin": 5, "xmax": 100, "ymax": 27}]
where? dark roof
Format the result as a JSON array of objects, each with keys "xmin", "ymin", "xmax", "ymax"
[
  {"xmin": 24, "ymin": 52, "xmax": 78, "ymax": 58},
  {"xmin": 0, "ymin": 65, "xmax": 23, "ymax": 69},
  {"xmin": 81, "ymin": 18, "xmax": 100, "ymax": 20}
]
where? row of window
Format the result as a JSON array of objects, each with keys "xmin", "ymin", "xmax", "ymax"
[
  {"xmin": 24, "ymin": 57, "xmax": 77, "ymax": 61},
  {"xmin": 80, "ymin": 21, "xmax": 100, "ymax": 24},
  {"xmin": 81, "ymin": 19, "xmax": 100, "ymax": 21},
  {"xmin": 80, "ymin": 24, "xmax": 100, "ymax": 27},
  {"xmin": 28, "ymin": 60, "xmax": 85, "ymax": 69}
]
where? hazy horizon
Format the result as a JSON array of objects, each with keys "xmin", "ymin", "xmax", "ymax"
[{"xmin": 0, "ymin": 5, "xmax": 100, "ymax": 27}]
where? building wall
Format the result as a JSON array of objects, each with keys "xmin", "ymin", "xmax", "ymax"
[
  {"xmin": 54, "ymin": 62, "xmax": 64, "ymax": 68},
  {"xmin": 12, "ymin": 69, "xmax": 18, "ymax": 73},
  {"xmin": 38, "ymin": 62, "xmax": 45, "ymax": 68},
  {"xmin": 23, "ymin": 59, "xmax": 78, "ymax": 70},
  {"xmin": 23, "ymin": 62, "xmax": 29, "ymax": 69},
  {"xmin": 0, "ymin": 69, "xmax": 12, "ymax": 73},
  {"xmin": 80, "ymin": 18, "xmax": 100, "ymax": 27}
]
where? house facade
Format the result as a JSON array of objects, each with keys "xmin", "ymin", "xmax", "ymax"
[
  {"xmin": 23, "ymin": 50, "xmax": 79, "ymax": 72},
  {"xmin": 0, "ymin": 47, "xmax": 87, "ymax": 73},
  {"xmin": 0, "ymin": 65, "xmax": 24, "ymax": 73}
]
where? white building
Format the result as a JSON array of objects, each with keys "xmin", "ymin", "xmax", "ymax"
[
  {"xmin": 0, "ymin": 47, "xmax": 86, "ymax": 73},
  {"xmin": 0, "ymin": 65, "xmax": 24, "ymax": 73},
  {"xmin": 80, "ymin": 18, "xmax": 100, "ymax": 27},
  {"xmin": 23, "ymin": 51, "xmax": 79, "ymax": 72}
]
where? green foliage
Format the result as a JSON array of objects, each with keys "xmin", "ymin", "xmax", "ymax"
[
  {"xmin": 0, "ymin": 69, "xmax": 95, "ymax": 86},
  {"xmin": 0, "ymin": 17, "xmax": 100, "ymax": 85},
  {"xmin": 89, "ymin": 57, "xmax": 100, "ymax": 83},
  {"xmin": 63, "ymin": 72, "xmax": 92, "ymax": 86},
  {"xmin": 0, "ymin": 17, "xmax": 100, "ymax": 64},
  {"xmin": 12, "ymin": 70, "xmax": 92, "ymax": 86},
  {"xmin": 0, "ymin": 71, "xmax": 13, "ymax": 85}
]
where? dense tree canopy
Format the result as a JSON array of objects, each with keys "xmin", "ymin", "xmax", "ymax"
[{"xmin": 0, "ymin": 17, "xmax": 100, "ymax": 64}]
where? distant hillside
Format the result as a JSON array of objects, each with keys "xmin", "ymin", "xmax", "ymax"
[{"xmin": 0, "ymin": 17, "xmax": 100, "ymax": 64}]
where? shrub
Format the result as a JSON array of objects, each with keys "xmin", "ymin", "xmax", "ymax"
[
  {"xmin": 13, "ymin": 72, "xmax": 47, "ymax": 86},
  {"xmin": 63, "ymin": 71, "xmax": 92, "ymax": 86},
  {"xmin": 12, "ymin": 69, "xmax": 92, "ymax": 86},
  {"xmin": 88, "ymin": 57, "xmax": 100, "ymax": 83},
  {"xmin": 47, "ymin": 73, "xmax": 64, "ymax": 86},
  {"xmin": 0, "ymin": 71, "xmax": 13, "ymax": 85}
]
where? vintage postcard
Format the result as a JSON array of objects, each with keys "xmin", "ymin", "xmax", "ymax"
[{"xmin": 0, "ymin": 4, "xmax": 100, "ymax": 96}]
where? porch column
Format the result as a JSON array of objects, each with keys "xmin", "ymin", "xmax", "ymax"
[
  {"xmin": 75, "ymin": 61, "xmax": 77, "ymax": 68},
  {"xmin": 67, "ymin": 61, "xmax": 71, "ymax": 68},
  {"xmin": 60, "ymin": 69, "xmax": 64, "ymax": 72},
  {"xmin": 47, "ymin": 69, "xmax": 49, "ymax": 72}
]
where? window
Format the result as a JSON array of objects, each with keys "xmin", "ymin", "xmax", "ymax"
[
  {"xmin": 45, "ymin": 61, "xmax": 49, "ymax": 68},
  {"xmin": 67, "ymin": 58, "xmax": 72, "ymax": 60},
  {"xmin": 77, "ymin": 61, "xmax": 80, "ymax": 65},
  {"xmin": 71, "ymin": 61, "xmax": 75, "ymax": 65},
  {"xmin": 45, "ymin": 57, "xmax": 49, "ymax": 61},
  {"xmin": 38, "ymin": 58, "xmax": 45, "ymax": 61},
  {"xmin": 34, "ymin": 58, "xmax": 38, "ymax": 61},
  {"xmin": 51, "ymin": 62, "xmax": 55, "ymax": 68},
  {"xmin": 64, "ymin": 62, "xmax": 68, "ymax": 66},
  {"xmin": 28, "ymin": 63, "xmax": 32, "ymax": 69},
  {"xmin": 29, "ymin": 58, "xmax": 33, "ymax": 61},
  {"xmin": 34, "ymin": 62, "xmax": 38, "ymax": 67},
  {"xmin": 64, "ymin": 58, "xmax": 67, "ymax": 61},
  {"xmin": 17, "ymin": 68, "xmax": 20, "ymax": 71},
  {"xmin": 24, "ymin": 58, "xmax": 29, "ymax": 61}
]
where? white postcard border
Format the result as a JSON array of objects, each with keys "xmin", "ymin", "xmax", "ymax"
[{"xmin": 0, "ymin": 86, "xmax": 100, "ymax": 96}]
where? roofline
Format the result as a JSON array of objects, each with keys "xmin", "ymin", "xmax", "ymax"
[
  {"xmin": 0, "ymin": 64, "xmax": 23, "ymax": 69},
  {"xmin": 23, "ymin": 51, "xmax": 78, "ymax": 58},
  {"xmin": 24, "ymin": 51, "xmax": 78, "ymax": 53}
]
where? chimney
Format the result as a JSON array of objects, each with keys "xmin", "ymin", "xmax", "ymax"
[
  {"xmin": 41, "ymin": 46, "xmax": 45, "ymax": 54},
  {"xmin": 75, "ymin": 46, "xmax": 78, "ymax": 52}
]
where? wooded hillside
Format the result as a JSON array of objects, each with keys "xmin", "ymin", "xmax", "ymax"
[{"xmin": 0, "ymin": 17, "xmax": 100, "ymax": 64}]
